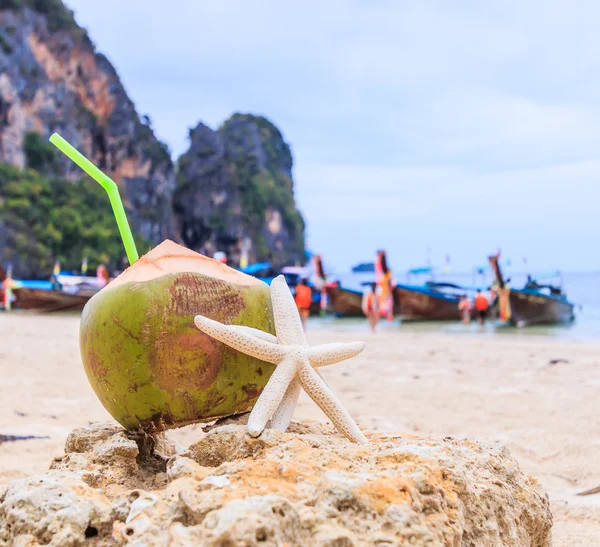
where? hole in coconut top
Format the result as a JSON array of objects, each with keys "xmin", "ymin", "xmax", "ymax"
[{"xmin": 84, "ymin": 526, "xmax": 98, "ymax": 538}]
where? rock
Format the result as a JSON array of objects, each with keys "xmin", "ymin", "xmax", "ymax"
[
  {"xmin": 188, "ymin": 424, "xmax": 283, "ymax": 467},
  {"xmin": 173, "ymin": 114, "xmax": 305, "ymax": 268},
  {"xmin": 0, "ymin": 4, "xmax": 305, "ymax": 274},
  {"xmin": 0, "ymin": 472, "xmax": 113, "ymax": 545},
  {"xmin": 0, "ymin": 2, "xmax": 175, "ymax": 276},
  {"xmin": 0, "ymin": 421, "xmax": 552, "ymax": 546}
]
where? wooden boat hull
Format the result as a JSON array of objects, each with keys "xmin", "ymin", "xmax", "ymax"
[
  {"xmin": 12, "ymin": 288, "xmax": 92, "ymax": 312},
  {"xmin": 394, "ymin": 285, "xmax": 461, "ymax": 321},
  {"xmin": 324, "ymin": 286, "xmax": 364, "ymax": 317},
  {"xmin": 506, "ymin": 289, "xmax": 575, "ymax": 327}
]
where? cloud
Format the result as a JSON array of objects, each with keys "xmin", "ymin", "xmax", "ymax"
[
  {"xmin": 296, "ymin": 158, "xmax": 600, "ymax": 270},
  {"xmin": 64, "ymin": 0, "xmax": 600, "ymax": 270}
]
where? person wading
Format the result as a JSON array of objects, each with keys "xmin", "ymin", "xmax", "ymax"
[
  {"xmin": 376, "ymin": 250, "xmax": 394, "ymax": 321},
  {"xmin": 458, "ymin": 294, "xmax": 472, "ymax": 324},
  {"xmin": 294, "ymin": 279, "xmax": 312, "ymax": 329},
  {"xmin": 474, "ymin": 289, "xmax": 489, "ymax": 325},
  {"xmin": 362, "ymin": 283, "xmax": 380, "ymax": 332}
]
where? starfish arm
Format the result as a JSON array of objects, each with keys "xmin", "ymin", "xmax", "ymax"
[
  {"xmin": 248, "ymin": 356, "xmax": 299, "ymax": 437},
  {"xmin": 194, "ymin": 316, "xmax": 286, "ymax": 364},
  {"xmin": 228, "ymin": 325, "xmax": 278, "ymax": 344},
  {"xmin": 270, "ymin": 275, "xmax": 307, "ymax": 346},
  {"xmin": 298, "ymin": 363, "xmax": 368, "ymax": 445},
  {"xmin": 268, "ymin": 377, "xmax": 301, "ymax": 432},
  {"xmin": 315, "ymin": 369, "xmax": 331, "ymax": 389},
  {"xmin": 307, "ymin": 341, "xmax": 366, "ymax": 367}
]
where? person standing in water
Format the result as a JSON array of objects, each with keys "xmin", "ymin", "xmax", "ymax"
[
  {"xmin": 458, "ymin": 294, "xmax": 472, "ymax": 324},
  {"xmin": 294, "ymin": 278, "xmax": 312, "ymax": 329},
  {"xmin": 474, "ymin": 289, "xmax": 489, "ymax": 325},
  {"xmin": 362, "ymin": 283, "xmax": 380, "ymax": 332},
  {"xmin": 311, "ymin": 254, "xmax": 328, "ymax": 314},
  {"xmin": 376, "ymin": 250, "xmax": 394, "ymax": 321}
]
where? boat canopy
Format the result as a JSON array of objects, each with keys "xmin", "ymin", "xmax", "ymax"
[
  {"xmin": 15, "ymin": 280, "xmax": 54, "ymax": 290},
  {"xmin": 351, "ymin": 262, "xmax": 375, "ymax": 273},
  {"xmin": 426, "ymin": 281, "xmax": 485, "ymax": 292},
  {"xmin": 280, "ymin": 266, "xmax": 308, "ymax": 275},
  {"xmin": 57, "ymin": 275, "xmax": 102, "ymax": 288},
  {"xmin": 407, "ymin": 266, "xmax": 433, "ymax": 275},
  {"xmin": 239, "ymin": 262, "xmax": 271, "ymax": 275}
]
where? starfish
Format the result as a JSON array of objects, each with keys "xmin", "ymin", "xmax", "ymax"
[{"xmin": 194, "ymin": 275, "xmax": 368, "ymax": 444}]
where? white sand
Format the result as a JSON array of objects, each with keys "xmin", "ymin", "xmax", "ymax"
[{"xmin": 0, "ymin": 313, "xmax": 598, "ymax": 545}]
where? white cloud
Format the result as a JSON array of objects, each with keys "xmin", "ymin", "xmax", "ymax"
[
  {"xmin": 296, "ymin": 159, "xmax": 600, "ymax": 270},
  {"xmin": 64, "ymin": 0, "xmax": 600, "ymax": 270}
]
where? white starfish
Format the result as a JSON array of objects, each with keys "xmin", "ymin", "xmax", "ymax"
[{"xmin": 194, "ymin": 275, "xmax": 368, "ymax": 444}]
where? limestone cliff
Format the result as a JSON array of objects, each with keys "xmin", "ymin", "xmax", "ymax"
[
  {"xmin": 174, "ymin": 114, "xmax": 305, "ymax": 268},
  {"xmin": 0, "ymin": 0, "xmax": 175, "ymax": 276},
  {"xmin": 0, "ymin": 2, "xmax": 306, "ymax": 277}
]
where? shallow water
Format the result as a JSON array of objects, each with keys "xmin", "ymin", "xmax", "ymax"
[
  {"xmin": 6, "ymin": 273, "xmax": 600, "ymax": 340},
  {"xmin": 322, "ymin": 271, "xmax": 600, "ymax": 341}
]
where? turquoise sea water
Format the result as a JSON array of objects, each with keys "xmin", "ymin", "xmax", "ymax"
[{"xmin": 322, "ymin": 271, "xmax": 600, "ymax": 341}]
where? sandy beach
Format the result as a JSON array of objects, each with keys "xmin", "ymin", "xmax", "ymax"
[{"xmin": 0, "ymin": 312, "xmax": 599, "ymax": 545}]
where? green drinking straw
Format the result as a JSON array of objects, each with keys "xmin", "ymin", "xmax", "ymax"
[{"xmin": 49, "ymin": 133, "xmax": 139, "ymax": 265}]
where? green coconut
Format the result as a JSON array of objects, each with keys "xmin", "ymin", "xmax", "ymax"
[{"xmin": 80, "ymin": 240, "xmax": 276, "ymax": 431}]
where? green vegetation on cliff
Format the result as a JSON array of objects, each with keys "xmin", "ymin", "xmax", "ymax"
[
  {"xmin": 4, "ymin": 0, "xmax": 91, "ymax": 44},
  {"xmin": 0, "ymin": 162, "xmax": 150, "ymax": 277},
  {"xmin": 23, "ymin": 130, "xmax": 58, "ymax": 172},
  {"xmin": 233, "ymin": 163, "xmax": 305, "ymax": 256},
  {"xmin": 173, "ymin": 114, "xmax": 305, "ymax": 266},
  {"xmin": 224, "ymin": 114, "xmax": 305, "ymax": 259}
]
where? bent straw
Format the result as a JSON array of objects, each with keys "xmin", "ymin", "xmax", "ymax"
[{"xmin": 49, "ymin": 133, "xmax": 139, "ymax": 265}]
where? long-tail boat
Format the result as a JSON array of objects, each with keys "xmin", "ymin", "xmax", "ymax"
[
  {"xmin": 11, "ymin": 285, "xmax": 92, "ymax": 312},
  {"xmin": 395, "ymin": 282, "xmax": 462, "ymax": 320},
  {"xmin": 324, "ymin": 281, "xmax": 364, "ymax": 317},
  {"xmin": 393, "ymin": 267, "xmax": 476, "ymax": 321},
  {"xmin": 488, "ymin": 253, "xmax": 575, "ymax": 327},
  {"xmin": 10, "ymin": 274, "xmax": 103, "ymax": 312},
  {"xmin": 325, "ymin": 252, "xmax": 397, "ymax": 318}
]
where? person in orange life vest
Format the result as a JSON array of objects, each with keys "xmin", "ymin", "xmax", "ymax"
[
  {"xmin": 458, "ymin": 294, "xmax": 471, "ymax": 324},
  {"xmin": 1, "ymin": 277, "xmax": 13, "ymax": 310},
  {"xmin": 1, "ymin": 272, "xmax": 17, "ymax": 310},
  {"xmin": 474, "ymin": 289, "xmax": 489, "ymax": 325},
  {"xmin": 362, "ymin": 283, "xmax": 380, "ymax": 333},
  {"xmin": 96, "ymin": 264, "xmax": 110, "ymax": 289},
  {"xmin": 294, "ymin": 278, "xmax": 312, "ymax": 329}
]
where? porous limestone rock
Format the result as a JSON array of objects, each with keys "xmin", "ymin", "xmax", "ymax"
[{"xmin": 0, "ymin": 421, "xmax": 552, "ymax": 546}]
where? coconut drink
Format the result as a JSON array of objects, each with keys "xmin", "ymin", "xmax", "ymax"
[
  {"xmin": 80, "ymin": 240, "xmax": 275, "ymax": 431},
  {"xmin": 50, "ymin": 134, "xmax": 275, "ymax": 432}
]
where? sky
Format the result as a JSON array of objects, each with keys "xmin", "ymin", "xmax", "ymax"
[{"xmin": 64, "ymin": 0, "xmax": 600, "ymax": 273}]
